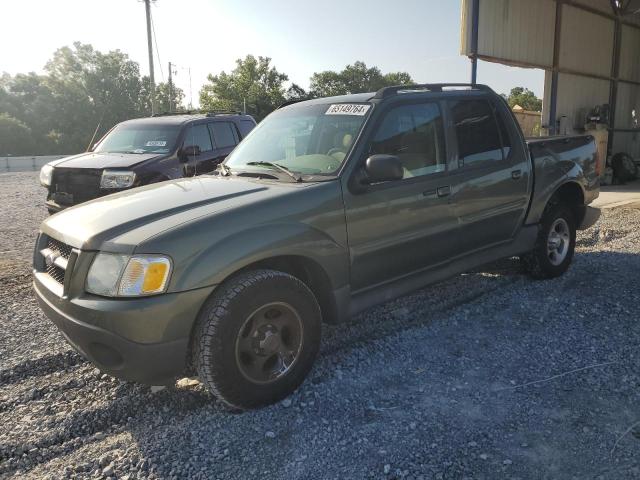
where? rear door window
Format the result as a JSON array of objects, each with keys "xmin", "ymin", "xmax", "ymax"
[
  {"xmin": 209, "ymin": 122, "xmax": 237, "ymax": 148},
  {"xmin": 450, "ymin": 99, "xmax": 504, "ymax": 167},
  {"xmin": 184, "ymin": 124, "xmax": 213, "ymax": 153}
]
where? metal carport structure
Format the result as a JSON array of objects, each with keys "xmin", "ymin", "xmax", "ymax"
[{"xmin": 461, "ymin": 0, "xmax": 640, "ymax": 161}]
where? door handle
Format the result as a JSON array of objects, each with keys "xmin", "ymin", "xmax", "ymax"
[
  {"xmin": 511, "ymin": 169, "xmax": 522, "ymax": 180},
  {"xmin": 436, "ymin": 185, "xmax": 451, "ymax": 197}
]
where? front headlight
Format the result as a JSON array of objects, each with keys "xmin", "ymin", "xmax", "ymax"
[
  {"xmin": 86, "ymin": 253, "xmax": 172, "ymax": 297},
  {"xmin": 100, "ymin": 170, "xmax": 136, "ymax": 189},
  {"xmin": 40, "ymin": 164, "xmax": 54, "ymax": 186}
]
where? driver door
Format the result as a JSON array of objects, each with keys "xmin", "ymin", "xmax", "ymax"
[
  {"xmin": 343, "ymin": 101, "xmax": 459, "ymax": 292},
  {"xmin": 182, "ymin": 123, "xmax": 217, "ymax": 176}
]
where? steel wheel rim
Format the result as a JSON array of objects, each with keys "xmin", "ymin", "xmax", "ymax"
[
  {"xmin": 547, "ymin": 218, "xmax": 570, "ymax": 266},
  {"xmin": 234, "ymin": 302, "xmax": 304, "ymax": 384}
]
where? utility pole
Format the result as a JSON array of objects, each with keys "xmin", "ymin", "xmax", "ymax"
[
  {"xmin": 168, "ymin": 61, "xmax": 173, "ymax": 112},
  {"xmin": 144, "ymin": 0, "xmax": 156, "ymax": 114}
]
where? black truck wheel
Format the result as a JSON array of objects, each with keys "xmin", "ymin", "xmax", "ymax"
[
  {"xmin": 521, "ymin": 201, "xmax": 576, "ymax": 279},
  {"xmin": 194, "ymin": 269, "xmax": 321, "ymax": 409}
]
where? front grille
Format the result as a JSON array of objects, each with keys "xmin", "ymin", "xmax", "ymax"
[
  {"xmin": 46, "ymin": 263, "xmax": 66, "ymax": 284},
  {"xmin": 47, "ymin": 237, "xmax": 73, "ymax": 260},
  {"xmin": 51, "ymin": 168, "xmax": 103, "ymax": 204},
  {"xmin": 38, "ymin": 235, "xmax": 75, "ymax": 290}
]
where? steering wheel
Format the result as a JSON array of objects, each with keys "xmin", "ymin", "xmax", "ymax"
[{"xmin": 327, "ymin": 147, "xmax": 345, "ymax": 156}]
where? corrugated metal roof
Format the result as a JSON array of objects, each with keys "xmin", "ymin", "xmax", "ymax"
[
  {"xmin": 460, "ymin": 0, "xmax": 555, "ymax": 67},
  {"xmin": 559, "ymin": 4, "xmax": 614, "ymax": 77}
]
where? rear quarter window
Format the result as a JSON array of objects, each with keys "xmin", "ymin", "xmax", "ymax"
[
  {"xmin": 239, "ymin": 119, "xmax": 256, "ymax": 138},
  {"xmin": 450, "ymin": 99, "xmax": 504, "ymax": 167}
]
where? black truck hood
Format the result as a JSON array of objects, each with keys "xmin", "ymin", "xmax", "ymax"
[{"xmin": 52, "ymin": 151, "xmax": 164, "ymax": 169}]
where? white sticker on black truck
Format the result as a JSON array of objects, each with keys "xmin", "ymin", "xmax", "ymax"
[{"xmin": 325, "ymin": 104, "xmax": 371, "ymax": 116}]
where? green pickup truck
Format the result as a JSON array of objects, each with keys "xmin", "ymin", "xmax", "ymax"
[{"xmin": 34, "ymin": 84, "xmax": 600, "ymax": 409}]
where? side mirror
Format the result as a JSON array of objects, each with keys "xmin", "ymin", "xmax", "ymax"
[
  {"xmin": 179, "ymin": 145, "xmax": 201, "ymax": 162},
  {"xmin": 364, "ymin": 154, "xmax": 403, "ymax": 183}
]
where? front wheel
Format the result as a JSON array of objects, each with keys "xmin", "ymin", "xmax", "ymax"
[
  {"xmin": 194, "ymin": 269, "xmax": 322, "ymax": 409},
  {"xmin": 521, "ymin": 202, "xmax": 576, "ymax": 279}
]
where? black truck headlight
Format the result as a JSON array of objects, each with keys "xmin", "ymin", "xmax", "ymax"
[
  {"xmin": 100, "ymin": 170, "xmax": 136, "ymax": 189},
  {"xmin": 40, "ymin": 164, "xmax": 54, "ymax": 186}
]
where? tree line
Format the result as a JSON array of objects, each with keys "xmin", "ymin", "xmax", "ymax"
[
  {"xmin": 0, "ymin": 44, "xmax": 413, "ymax": 156},
  {"xmin": 1, "ymin": 42, "xmax": 542, "ymax": 156}
]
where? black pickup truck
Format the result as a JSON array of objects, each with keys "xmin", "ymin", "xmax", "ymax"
[
  {"xmin": 39, "ymin": 112, "xmax": 256, "ymax": 212},
  {"xmin": 34, "ymin": 84, "xmax": 600, "ymax": 409}
]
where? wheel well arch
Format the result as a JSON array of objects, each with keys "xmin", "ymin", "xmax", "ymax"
[
  {"xmin": 236, "ymin": 255, "xmax": 339, "ymax": 324},
  {"xmin": 549, "ymin": 182, "xmax": 585, "ymax": 225}
]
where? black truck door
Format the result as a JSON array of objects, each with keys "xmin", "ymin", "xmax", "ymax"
[
  {"xmin": 208, "ymin": 121, "xmax": 239, "ymax": 165},
  {"xmin": 182, "ymin": 123, "xmax": 218, "ymax": 176}
]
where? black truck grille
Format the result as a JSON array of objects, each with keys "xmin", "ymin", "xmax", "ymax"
[{"xmin": 51, "ymin": 168, "xmax": 103, "ymax": 204}]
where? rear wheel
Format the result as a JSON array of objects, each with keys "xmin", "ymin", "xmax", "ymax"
[
  {"xmin": 194, "ymin": 269, "xmax": 321, "ymax": 409},
  {"xmin": 522, "ymin": 202, "xmax": 576, "ymax": 279}
]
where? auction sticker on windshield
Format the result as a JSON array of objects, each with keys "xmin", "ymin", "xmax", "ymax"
[
  {"xmin": 145, "ymin": 141, "xmax": 167, "ymax": 147},
  {"xmin": 326, "ymin": 104, "xmax": 371, "ymax": 116}
]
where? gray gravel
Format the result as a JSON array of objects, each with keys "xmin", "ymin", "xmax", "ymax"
[{"xmin": 1, "ymin": 171, "xmax": 639, "ymax": 479}]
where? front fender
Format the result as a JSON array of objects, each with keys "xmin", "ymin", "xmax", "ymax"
[{"xmin": 168, "ymin": 221, "xmax": 348, "ymax": 293}]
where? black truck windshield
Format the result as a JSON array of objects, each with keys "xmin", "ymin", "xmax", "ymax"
[
  {"xmin": 94, "ymin": 124, "xmax": 180, "ymax": 154},
  {"xmin": 225, "ymin": 103, "xmax": 371, "ymax": 176}
]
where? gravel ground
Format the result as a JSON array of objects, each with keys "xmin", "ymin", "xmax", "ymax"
[{"xmin": 1, "ymin": 171, "xmax": 639, "ymax": 480}]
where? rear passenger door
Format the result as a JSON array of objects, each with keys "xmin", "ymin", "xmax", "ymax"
[
  {"xmin": 208, "ymin": 121, "xmax": 239, "ymax": 165},
  {"xmin": 447, "ymin": 97, "xmax": 530, "ymax": 253}
]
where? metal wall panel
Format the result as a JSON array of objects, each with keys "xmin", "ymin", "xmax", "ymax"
[
  {"xmin": 619, "ymin": 25, "xmax": 640, "ymax": 82},
  {"xmin": 570, "ymin": 0, "xmax": 613, "ymax": 14},
  {"xmin": 460, "ymin": 0, "xmax": 555, "ymax": 67},
  {"xmin": 615, "ymin": 82, "xmax": 640, "ymax": 129},
  {"xmin": 559, "ymin": 4, "xmax": 614, "ymax": 77},
  {"xmin": 555, "ymin": 73, "xmax": 611, "ymax": 131},
  {"xmin": 613, "ymin": 132, "xmax": 640, "ymax": 157}
]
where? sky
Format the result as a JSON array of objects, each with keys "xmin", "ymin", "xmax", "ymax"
[{"xmin": 1, "ymin": 0, "xmax": 544, "ymax": 107}]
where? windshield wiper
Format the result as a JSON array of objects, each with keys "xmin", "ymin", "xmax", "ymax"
[{"xmin": 245, "ymin": 161, "xmax": 302, "ymax": 182}]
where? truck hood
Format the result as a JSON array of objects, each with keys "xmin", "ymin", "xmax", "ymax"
[
  {"xmin": 41, "ymin": 176, "xmax": 304, "ymax": 252},
  {"xmin": 52, "ymin": 151, "xmax": 163, "ymax": 169}
]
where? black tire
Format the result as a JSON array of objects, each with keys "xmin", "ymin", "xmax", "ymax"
[
  {"xmin": 612, "ymin": 152, "xmax": 638, "ymax": 182},
  {"xmin": 194, "ymin": 269, "xmax": 321, "ymax": 410},
  {"xmin": 521, "ymin": 201, "xmax": 576, "ymax": 279}
]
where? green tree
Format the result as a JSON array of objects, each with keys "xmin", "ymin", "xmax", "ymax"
[
  {"xmin": 503, "ymin": 87, "xmax": 542, "ymax": 111},
  {"xmin": 310, "ymin": 61, "xmax": 413, "ymax": 97},
  {"xmin": 200, "ymin": 55, "xmax": 288, "ymax": 120},
  {"xmin": 138, "ymin": 78, "xmax": 185, "ymax": 114},
  {"xmin": 44, "ymin": 42, "xmax": 146, "ymax": 152},
  {"xmin": 0, "ymin": 113, "xmax": 33, "ymax": 155}
]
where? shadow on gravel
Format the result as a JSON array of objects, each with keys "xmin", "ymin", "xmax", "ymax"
[{"xmin": 0, "ymin": 351, "xmax": 85, "ymax": 386}]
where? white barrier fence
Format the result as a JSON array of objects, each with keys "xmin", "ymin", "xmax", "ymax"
[{"xmin": 1, "ymin": 155, "xmax": 68, "ymax": 173}]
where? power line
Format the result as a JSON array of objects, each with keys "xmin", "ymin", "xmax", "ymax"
[{"xmin": 150, "ymin": 7, "xmax": 164, "ymax": 82}]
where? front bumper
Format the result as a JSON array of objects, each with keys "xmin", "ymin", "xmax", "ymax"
[{"xmin": 33, "ymin": 275, "xmax": 215, "ymax": 385}]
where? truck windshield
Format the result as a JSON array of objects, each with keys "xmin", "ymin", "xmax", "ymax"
[
  {"xmin": 94, "ymin": 124, "xmax": 180, "ymax": 154},
  {"xmin": 225, "ymin": 103, "xmax": 371, "ymax": 176}
]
